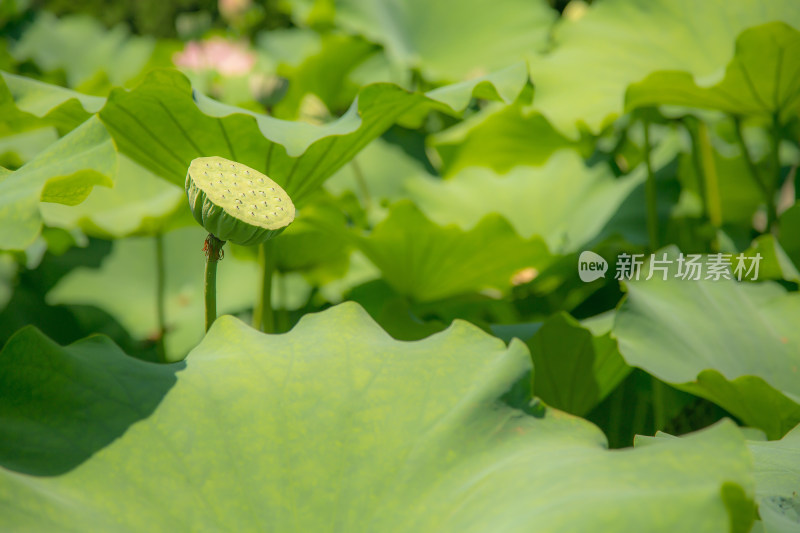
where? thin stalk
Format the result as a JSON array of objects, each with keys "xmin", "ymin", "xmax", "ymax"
[
  {"xmin": 651, "ymin": 377, "xmax": 667, "ymax": 431},
  {"xmin": 253, "ymin": 240, "xmax": 276, "ymax": 333},
  {"xmin": 641, "ymin": 118, "xmax": 659, "ymax": 250},
  {"xmin": 768, "ymin": 113, "xmax": 782, "ymax": 233},
  {"xmin": 276, "ymin": 272, "xmax": 291, "ymax": 333},
  {"xmin": 154, "ymin": 233, "xmax": 167, "ymax": 363},
  {"xmin": 683, "ymin": 117, "xmax": 709, "ymax": 221},
  {"xmin": 350, "ymin": 158, "xmax": 371, "ymax": 209},
  {"xmin": 204, "ymin": 234, "xmax": 225, "ymax": 332},
  {"xmin": 695, "ymin": 121, "xmax": 723, "ymax": 230},
  {"xmin": 732, "ymin": 115, "xmax": 777, "ymax": 233}
]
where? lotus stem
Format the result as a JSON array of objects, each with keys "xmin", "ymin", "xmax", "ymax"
[
  {"xmin": 732, "ymin": 115, "xmax": 777, "ymax": 233},
  {"xmin": 253, "ymin": 240, "xmax": 276, "ymax": 333},
  {"xmin": 155, "ymin": 233, "xmax": 167, "ymax": 362},
  {"xmin": 642, "ymin": 117, "xmax": 659, "ymax": 250},
  {"xmin": 204, "ymin": 234, "xmax": 225, "ymax": 332}
]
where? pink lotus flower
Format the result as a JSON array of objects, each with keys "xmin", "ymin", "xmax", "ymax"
[{"xmin": 173, "ymin": 37, "xmax": 255, "ymax": 76}]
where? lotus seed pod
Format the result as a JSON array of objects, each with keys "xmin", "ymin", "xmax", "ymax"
[{"xmin": 185, "ymin": 156, "xmax": 295, "ymax": 246}]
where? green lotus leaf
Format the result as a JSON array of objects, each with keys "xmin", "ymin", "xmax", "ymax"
[
  {"xmin": 637, "ymin": 423, "xmax": 800, "ymax": 533},
  {"xmin": 10, "ymin": 12, "xmax": 155, "ymax": 90},
  {"xmin": 1, "ymin": 71, "xmax": 104, "ymax": 133},
  {"xmin": 185, "ymin": 156, "xmax": 295, "ymax": 245},
  {"xmin": 527, "ymin": 312, "xmax": 630, "ymax": 417},
  {"xmin": 0, "ymin": 116, "xmax": 115, "ymax": 251},
  {"xmin": 334, "ymin": 0, "xmax": 556, "ymax": 83},
  {"xmin": 429, "ymin": 98, "xmax": 578, "ymax": 176},
  {"xmin": 421, "ymin": 62, "xmax": 530, "ymax": 112},
  {"xmin": 353, "ymin": 201, "xmax": 553, "ymax": 302},
  {"xmin": 405, "ymin": 150, "xmax": 643, "ymax": 253},
  {"xmin": 627, "ymin": 23, "xmax": 800, "ymax": 121},
  {"xmin": 614, "ymin": 248, "xmax": 800, "ymax": 438},
  {"xmin": 40, "ymin": 153, "xmax": 187, "ymax": 239},
  {"xmin": 529, "ymin": 0, "xmax": 800, "ymax": 137},
  {"xmin": 98, "ymin": 69, "xmax": 521, "ymax": 208},
  {"xmin": 0, "ymin": 303, "xmax": 756, "ymax": 531},
  {"xmin": 46, "ymin": 226, "xmax": 259, "ymax": 361}
]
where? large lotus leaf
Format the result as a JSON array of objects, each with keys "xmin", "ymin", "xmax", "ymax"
[
  {"xmin": 0, "ymin": 116, "xmax": 115, "ymax": 251},
  {"xmin": 638, "ymin": 424, "xmax": 800, "ymax": 533},
  {"xmin": 10, "ymin": 12, "xmax": 155, "ymax": 89},
  {"xmin": 0, "ymin": 303, "xmax": 757, "ymax": 532},
  {"xmin": 40, "ymin": 154, "xmax": 187, "ymax": 239},
  {"xmin": 529, "ymin": 0, "xmax": 800, "ymax": 137},
  {"xmin": 335, "ymin": 0, "xmax": 555, "ymax": 83},
  {"xmin": 0, "ymin": 71, "xmax": 104, "ymax": 133},
  {"xmin": 429, "ymin": 99, "xmax": 578, "ymax": 176},
  {"xmin": 46, "ymin": 226, "xmax": 259, "ymax": 361},
  {"xmin": 527, "ymin": 312, "xmax": 630, "ymax": 417},
  {"xmin": 98, "ymin": 69, "xmax": 521, "ymax": 207},
  {"xmin": 405, "ymin": 150, "xmax": 643, "ymax": 253},
  {"xmin": 353, "ymin": 201, "xmax": 553, "ymax": 302},
  {"xmin": 628, "ymin": 23, "xmax": 800, "ymax": 122},
  {"xmin": 614, "ymin": 248, "xmax": 800, "ymax": 438}
]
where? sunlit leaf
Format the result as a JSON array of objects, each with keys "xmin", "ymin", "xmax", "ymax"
[
  {"xmin": 0, "ymin": 304, "xmax": 756, "ymax": 532},
  {"xmin": 529, "ymin": 0, "xmax": 800, "ymax": 136},
  {"xmin": 353, "ymin": 201, "xmax": 553, "ymax": 301},
  {"xmin": 405, "ymin": 150, "xmax": 643, "ymax": 253},
  {"xmin": 628, "ymin": 23, "xmax": 800, "ymax": 122},
  {"xmin": 98, "ymin": 69, "xmax": 522, "ymax": 207},
  {"xmin": 0, "ymin": 116, "xmax": 115, "ymax": 251},
  {"xmin": 40, "ymin": 154, "xmax": 187, "ymax": 239}
]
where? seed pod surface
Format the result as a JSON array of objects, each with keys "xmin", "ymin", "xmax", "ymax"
[{"xmin": 185, "ymin": 156, "xmax": 295, "ymax": 245}]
